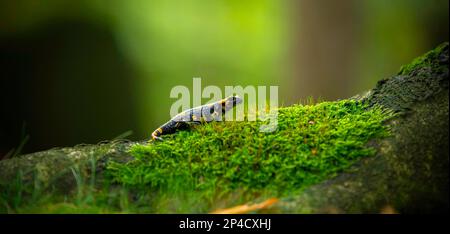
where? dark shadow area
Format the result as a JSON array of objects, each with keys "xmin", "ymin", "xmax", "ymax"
[{"xmin": 0, "ymin": 20, "xmax": 139, "ymax": 157}]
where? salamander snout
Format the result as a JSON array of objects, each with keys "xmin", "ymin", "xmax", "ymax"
[{"xmin": 232, "ymin": 95, "xmax": 243, "ymax": 105}]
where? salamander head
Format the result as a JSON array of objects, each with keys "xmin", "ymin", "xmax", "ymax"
[{"xmin": 223, "ymin": 95, "xmax": 243, "ymax": 109}]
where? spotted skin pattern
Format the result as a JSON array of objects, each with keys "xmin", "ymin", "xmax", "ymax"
[{"xmin": 151, "ymin": 96, "xmax": 243, "ymax": 141}]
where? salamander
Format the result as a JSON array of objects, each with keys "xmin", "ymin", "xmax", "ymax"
[{"xmin": 151, "ymin": 95, "xmax": 243, "ymax": 141}]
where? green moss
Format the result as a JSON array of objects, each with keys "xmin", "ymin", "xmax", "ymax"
[
  {"xmin": 106, "ymin": 100, "xmax": 393, "ymax": 212},
  {"xmin": 398, "ymin": 42, "xmax": 448, "ymax": 76}
]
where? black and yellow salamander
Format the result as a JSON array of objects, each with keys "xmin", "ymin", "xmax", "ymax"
[{"xmin": 151, "ymin": 95, "xmax": 243, "ymax": 141}]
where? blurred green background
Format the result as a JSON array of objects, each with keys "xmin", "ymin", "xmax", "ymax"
[{"xmin": 0, "ymin": 0, "xmax": 448, "ymax": 156}]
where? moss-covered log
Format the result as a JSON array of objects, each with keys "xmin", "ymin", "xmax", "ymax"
[
  {"xmin": 0, "ymin": 43, "xmax": 448, "ymax": 213},
  {"xmin": 278, "ymin": 42, "xmax": 449, "ymax": 214}
]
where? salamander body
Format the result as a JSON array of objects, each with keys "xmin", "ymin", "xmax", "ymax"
[{"xmin": 151, "ymin": 95, "xmax": 243, "ymax": 141}]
